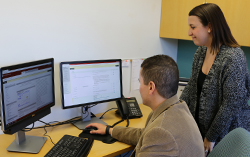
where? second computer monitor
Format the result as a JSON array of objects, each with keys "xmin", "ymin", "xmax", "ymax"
[
  {"xmin": 60, "ymin": 59, "xmax": 123, "ymax": 128},
  {"xmin": 60, "ymin": 59, "xmax": 122, "ymax": 108}
]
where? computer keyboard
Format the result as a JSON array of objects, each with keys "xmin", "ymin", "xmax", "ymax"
[{"xmin": 45, "ymin": 135, "xmax": 94, "ymax": 157}]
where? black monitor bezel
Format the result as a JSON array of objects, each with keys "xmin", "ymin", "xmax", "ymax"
[
  {"xmin": 0, "ymin": 58, "xmax": 55, "ymax": 134},
  {"xmin": 60, "ymin": 59, "xmax": 123, "ymax": 109}
]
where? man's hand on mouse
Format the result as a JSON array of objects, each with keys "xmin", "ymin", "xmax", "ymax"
[{"xmin": 86, "ymin": 123, "xmax": 113, "ymax": 135}]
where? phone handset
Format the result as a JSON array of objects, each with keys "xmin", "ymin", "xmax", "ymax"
[{"xmin": 116, "ymin": 98, "xmax": 129, "ymax": 119}]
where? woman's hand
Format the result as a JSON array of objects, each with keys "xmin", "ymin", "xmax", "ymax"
[{"xmin": 204, "ymin": 137, "xmax": 215, "ymax": 156}]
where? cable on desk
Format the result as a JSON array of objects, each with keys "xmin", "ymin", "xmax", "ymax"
[
  {"xmin": 111, "ymin": 119, "xmax": 124, "ymax": 128},
  {"xmin": 80, "ymin": 104, "xmax": 98, "ymax": 119},
  {"xmin": 126, "ymin": 116, "xmax": 129, "ymax": 127},
  {"xmin": 23, "ymin": 104, "xmax": 97, "ymax": 130},
  {"xmin": 19, "ymin": 103, "xmax": 123, "ymax": 144},
  {"xmin": 23, "ymin": 111, "xmax": 89, "ymax": 130},
  {"xmin": 18, "ymin": 110, "xmax": 94, "ymax": 145},
  {"xmin": 88, "ymin": 103, "xmax": 98, "ymax": 108},
  {"xmin": 22, "ymin": 122, "xmax": 34, "ymax": 132},
  {"xmin": 20, "ymin": 116, "xmax": 86, "ymax": 145},
  {"xmin": 23, "ymin": 116, "xmax": 82, "ymax": 130},
  {"xmin": 79, "ymin": 109, "xmax": 90, "ymax": 122},
  {"xmin": 38, "ymin": 120, "xmax": 55, "ymax": 145},
  {"xmin": 82, "ymin": 104, "xmax": 98, "ymax": 115},
  {"xmin": 111, "ymin": 115, "xmax": 130, "ymax": 128},
  {"xmin": 99, "ymin": 108, "xmax": 118, "ymax": 119}
]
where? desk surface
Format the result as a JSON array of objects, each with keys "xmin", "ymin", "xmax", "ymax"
[{"xmin": 0, "ymin": 104, "xmax": 151, "ymax": 157}]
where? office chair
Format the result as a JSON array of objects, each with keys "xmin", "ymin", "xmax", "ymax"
[{"xmin": 208, "ymin": 127, "xmax": 250, "ymax": 157}]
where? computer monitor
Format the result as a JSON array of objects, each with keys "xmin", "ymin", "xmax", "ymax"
[
  {"xmin": 60, "ymin": 59, "xmax": 122, "ymax": 129},
  {"xmin": 0, "ymin": 58, "xmax": 55, "ymax": 153}
]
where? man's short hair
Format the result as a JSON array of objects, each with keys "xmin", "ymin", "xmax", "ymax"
[{"xmin": 141, "ymin": 55, "xmax": 179, "ymax": 99}]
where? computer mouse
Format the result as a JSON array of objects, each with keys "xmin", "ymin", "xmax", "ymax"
[{"xmin": 82, "ymin": 126, "xmax": 98, "ymax": 134}]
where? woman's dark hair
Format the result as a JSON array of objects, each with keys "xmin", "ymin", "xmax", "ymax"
[{"xmin": 189, "ymin": 3, "xmax": 240, "ymax": 54}]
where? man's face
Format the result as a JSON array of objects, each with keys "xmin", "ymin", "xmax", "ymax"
[{"xmin": 139, "ymin": 69, "xmax": 149, "ymax": 105}]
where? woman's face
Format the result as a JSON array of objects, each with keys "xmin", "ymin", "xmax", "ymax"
[{"xmin": 188, "ymin": 16, "xmax": 211, "ymax": 47}]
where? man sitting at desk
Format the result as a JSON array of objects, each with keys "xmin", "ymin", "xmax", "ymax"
[{"xmin": 86, "ymin": 55, "xmax": 204, "ymax": 157}]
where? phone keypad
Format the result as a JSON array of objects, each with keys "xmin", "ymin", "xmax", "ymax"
[{"xmin": 128, "ymin": 103, "xmax": 142, "ymax": 117}]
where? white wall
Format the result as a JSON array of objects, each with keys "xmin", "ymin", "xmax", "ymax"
[{"xmin": 0, "ymin": 0, "xmax": 177, "ymax": 132}]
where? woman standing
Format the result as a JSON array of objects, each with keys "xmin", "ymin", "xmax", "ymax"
[{"xmin": 180, "ymin": 3, "xmax": 250, "ymax": 156}]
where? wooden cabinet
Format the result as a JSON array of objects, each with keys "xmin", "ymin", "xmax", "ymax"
[
  {"xmin": 160, "ymin": 0, "xmax": 205, "ymax": 40},
  {"xmin": 160, "ymin": 0, "xmax": 250, "ymax": 47}
]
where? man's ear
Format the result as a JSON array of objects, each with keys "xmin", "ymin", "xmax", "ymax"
[{"xmin": 148, "ymin": 81, "xmax": 156, "ymax": 95}]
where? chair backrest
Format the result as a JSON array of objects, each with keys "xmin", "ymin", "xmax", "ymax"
[{"xmin": 208, "ymin": 127, "xmax": 250, "ymax": 157}]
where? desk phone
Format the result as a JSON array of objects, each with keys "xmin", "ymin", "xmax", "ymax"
[{"xmin": 116, "ymin": 97, "xmax": 143, "ymax": 119}]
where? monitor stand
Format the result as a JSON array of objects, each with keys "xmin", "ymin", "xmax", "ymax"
[
  {"xmin": 73, "ymin": 106, "xmax": 107, "ymax": 130},
  {"xmin": 7, "ymin": 130, "xmax": 47, "ymax": 153}
]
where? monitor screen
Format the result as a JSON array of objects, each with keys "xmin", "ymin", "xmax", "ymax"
[
  {"xmin": 60, "ymin": 59, "xmax": 122, "ymax": 109},
  {"xmin": 0, "ymin": 58, "xmax": 55, "ymax": 135}
]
